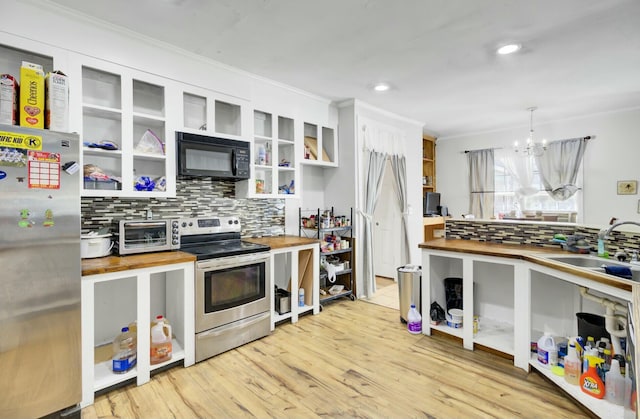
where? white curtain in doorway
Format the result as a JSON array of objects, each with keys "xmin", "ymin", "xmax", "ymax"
[
  {"xmin": 390, "ymin": 154, "xmax": 410, "ymax": 265},
  {"xmin": 359, "ymin": 120, "xmax": 408, "ymax": 298}
]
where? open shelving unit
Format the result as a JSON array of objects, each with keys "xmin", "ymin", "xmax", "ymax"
[
  {"xmin": 422, "ymin": 135, "xmax": 436, "ymax": 192},
  {"xmin": 299, "ymin": 207, "xmax": 355, "ymax": 307},
  {"xmin": 81, "ymin": 261, "xmax": 194, "ymax": 407}
]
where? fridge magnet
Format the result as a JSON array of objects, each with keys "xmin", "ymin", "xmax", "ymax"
[
  {"xmin": 637, "ymin": 200, "xmax": 640, "ymax": 214},
  {"xmin": 617, "ymin": 180, "xmax": 637, "ymax": 195}
]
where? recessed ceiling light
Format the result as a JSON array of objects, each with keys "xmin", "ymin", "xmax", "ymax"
[
  {"xmin": 497, "ymin": 44, "xmax": 521, "ymax": 55},
  {"xmin": 373, "ymin": 82, "xmax": 390, "ymax": 92}
]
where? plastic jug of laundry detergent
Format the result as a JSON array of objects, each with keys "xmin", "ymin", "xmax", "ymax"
[
  {"xmin": 150, "ymin": 316, "xmax": 172, "ymax": 365},
  {"xmin": 407, "ymin": 304, "xmax": 422, "ymax": 334},
  {"xmin": 580, "ymin": 357, "xmax": 605, "ymax": 399},
  {"xmin": 537, "ymin": 333, "xmax": 557, "ymax": 367}
]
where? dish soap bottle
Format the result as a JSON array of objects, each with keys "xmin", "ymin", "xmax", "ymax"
[{"xmin": 407, "ymin": 304, "xmax": 422, "ymax": 334}]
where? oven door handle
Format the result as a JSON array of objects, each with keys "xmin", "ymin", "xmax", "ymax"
[
  {"xmin": 124, "ymin": 222, "xmax": 167, "ymax": 228},
  {"xmin": 196, "ymin": 252, "xmax": 270, "ymax": 270},
  {"xmin": 196, "ymin": 311, "xmax": 270, "ymax": 338}
]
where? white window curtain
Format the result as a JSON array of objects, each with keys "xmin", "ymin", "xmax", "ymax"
[
  {"xmin": 359, "ymin": 120, "xmax": 408, "ymax": 298},
  {"xmin": 535, "ymin": 137, "xmax": 588, "ymax": 200},
  {"xmin": 495, "ymin": 148, "xmax": 538, "ymax": 197},
  {"xmin": 467, "ymin": 148, "xmax": 495, "ymax": 219}
]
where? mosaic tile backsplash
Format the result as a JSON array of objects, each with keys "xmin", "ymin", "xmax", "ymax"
[
  {"xmin": 81, "ymin": 177, "xmax": 285, "ymax": 238},
  {"xmin": 446, "ymin": 219, "xmax": 640, "ymax": 256}
]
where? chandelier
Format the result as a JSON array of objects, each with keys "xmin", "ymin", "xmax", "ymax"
[{"xmin": 514, "ymin": 107, "xmax": 547, "ymax": 156}]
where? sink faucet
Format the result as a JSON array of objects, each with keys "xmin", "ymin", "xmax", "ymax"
[{"xmin": 598, "ymin": 220, "xmax": 640, "ymax": 239}]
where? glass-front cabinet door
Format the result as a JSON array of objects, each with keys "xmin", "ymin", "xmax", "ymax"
[
  {"xmin": 302, "ymin": 121, "xmax": 337, "ymax": 167},
  {"xmin": 75, "ymin": 56, "xmax": 175, "ymax": 197},
  {"xmin": 236, "ymin": 109, "xmax": 299, "ymax": 198}
]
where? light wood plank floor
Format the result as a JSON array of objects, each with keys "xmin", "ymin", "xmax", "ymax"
[{"xmin": 82, "ymin": 299, "xmax": 592, "ymax": 419}]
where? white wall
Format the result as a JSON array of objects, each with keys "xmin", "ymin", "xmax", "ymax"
[{"xmin": 436, "ymin": 108, "xmax": 640, "ymax": 227}]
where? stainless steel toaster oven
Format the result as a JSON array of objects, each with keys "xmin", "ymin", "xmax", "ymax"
[{"xmin": 112, "ymin": 219, "xmax": 180, "ymax": 255}]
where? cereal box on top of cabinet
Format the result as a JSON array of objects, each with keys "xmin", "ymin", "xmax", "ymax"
[
  {"xmin": 0, "ymin": 74, "xmax": 19, "ymax": 125},
  {"xmin": 45, "ymin": 71, "xmax": 69, "ymax": 132},
  {"xmin": 19, "ymin": 61, "xmax": 45, "ymax": 129}
]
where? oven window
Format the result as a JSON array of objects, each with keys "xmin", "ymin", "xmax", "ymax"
[
  {"xmin": 123, "ymin": 224, "xmax": 168, "ymax": 248},
  {"xmin": 204, "ymin": 262, "xmax": 266, "ymax": 312},
  {"xmin": 185, "ymin": 147, "xmax": 232, "ymax": 172}
]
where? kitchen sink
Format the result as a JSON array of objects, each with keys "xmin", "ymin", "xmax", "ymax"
[
  {"xmin": 542, "ymin": 254, "xmax": 639, "ymax": 281},
  {"xmin": 590, "ymin": 267, "xmax": 640, "ymax": 281},
  {"xmin": 543, "ymin": 255, "xmax": 628, "ymax": 269}
]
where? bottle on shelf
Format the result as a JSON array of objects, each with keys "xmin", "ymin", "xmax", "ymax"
[
  {"xmin": 298, "ymin": 288, "xmax": 305, "ymax": 307},
  {"xmin": 150, "ymin": 315, "xmax": 172, "ymax": 365},
  {"xmin": 407, "ymin": 304, "xmax": 422, "ymax": 334},
  {"xmin": 112, "ymin": 326, "xmax": 137, "ymax": 374},
  {"xmin": 605, "ymin": 358, "xmax": 625, "ymax": 405},
  {"xmin": 580, "ymin": 357, "xmax": 605, "ymax": 399},
  {"xmin": 537, "ymin": 333, "xmax": 558, "ymax": 368},
  {"xmin": 564, "ymin": 341, "xmax": 581, "ymax": 385}
]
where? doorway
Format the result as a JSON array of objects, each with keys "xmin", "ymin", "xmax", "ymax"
[{"xmin": 369, "ymin": 159, "xmax": 401, "ymax": 309}]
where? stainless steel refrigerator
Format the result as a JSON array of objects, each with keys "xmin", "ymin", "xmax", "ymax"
[{"xmin": 0, "ymin": 124, "xmax": 81, "ymax": 418}]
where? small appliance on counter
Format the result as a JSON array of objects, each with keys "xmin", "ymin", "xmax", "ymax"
[
  {"xmin": 81, "ymin": 230, "xmax": 113, "ymax": 258},
  {"xmin": 112, "ymin": 218, "xmax": 180, "ymax": 255}
]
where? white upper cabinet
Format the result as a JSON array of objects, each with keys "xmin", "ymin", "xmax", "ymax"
[
  {"xmin": 179, "ymin": 86, "xmax": 250, "ymax": 140},
  {"xmin": 73, "ymin": 56, "xmax": 176, "ymax": 197},
  {"xmin": 301, "ymin": 121, "xmax": 337, "ymax": 167},
  {"xmin": 236, "ymin": 109, "xmax": 299, "ymax": 199}
]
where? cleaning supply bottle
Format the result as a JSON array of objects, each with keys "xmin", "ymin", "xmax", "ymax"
[
  {"xmin": 112, "ymin": 326, "xmax": 137, "ymax": 374},
  {"xmin": 580, "ymin": 357, "xmax": 605, "ymax": 399},
  {"xmin": 537, "ymin": 333, "xmax": 557, "ymax": 368},
  {"xmin": 605, "ymin": 358, "xmax": 625, "ymax": 405},
  {"xmin": 564, "ymin": 341, "xmax": 581, "ymax": 385},
  {"xmin": 407, "ymin": 304, "xmax": 422, "ymax": 334},
  {"xmin": 150, "ymin": 316, "xmax": 172, "ymax": 365}
]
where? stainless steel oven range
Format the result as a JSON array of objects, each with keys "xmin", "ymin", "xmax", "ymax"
[{"xmin": 179, "ymin": 216, "xmax": 271, "ymax": 363}]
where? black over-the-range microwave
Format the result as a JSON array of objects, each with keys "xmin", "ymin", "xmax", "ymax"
[{"xmin": 176, "ymin": 131, "xmax": 250, "ymax": 180}]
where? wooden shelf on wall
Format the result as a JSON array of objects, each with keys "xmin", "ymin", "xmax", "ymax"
[{"xmin": 422, "ymin": 135, "xmax": 436, "ymax": 191}]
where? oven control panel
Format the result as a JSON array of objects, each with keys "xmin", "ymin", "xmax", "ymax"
[{"xmin": 179, "ymin": 216, "xmax": 241, "ymax": 236}]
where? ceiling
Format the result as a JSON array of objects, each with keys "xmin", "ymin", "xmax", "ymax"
[{"xmin": 47, "ymin": 0, "xmax": 640, "ymax": 139}]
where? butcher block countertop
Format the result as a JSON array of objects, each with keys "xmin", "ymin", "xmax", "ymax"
[
  {"xmin": 82, "ymin": 251, "xmax": 196, "ymax": 276},
  {"xmin": 420, "ymin": 238, "xmax": 634, "ymax": 292},
  {"xmin": 244, "ymin": 235, "xmax": 320, "ymax": 250}
]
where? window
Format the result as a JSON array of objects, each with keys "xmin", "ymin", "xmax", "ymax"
[{"xmin": 494, "ymin": 157, "xmax": 580, "ymax": 222}]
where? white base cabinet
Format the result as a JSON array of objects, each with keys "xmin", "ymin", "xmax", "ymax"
[
  {"xmin": 81, "ymin": 261, "xmax": 194, "ymax": 407},
  {"xmin": 421, "ymin": 248, "xmax": 633, "ymax": 419},
  {"xmin": 421, "ymin": 250, "xmax": 529, "ymax": 369},
  {"xmin": 269, "ymin": 243, "xmax": 320, "ymax": 330}
]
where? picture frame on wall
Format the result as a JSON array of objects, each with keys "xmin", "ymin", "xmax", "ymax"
[{"xmin": 617, "ymin": 180, "xmax": 637, "ymax": 195}]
